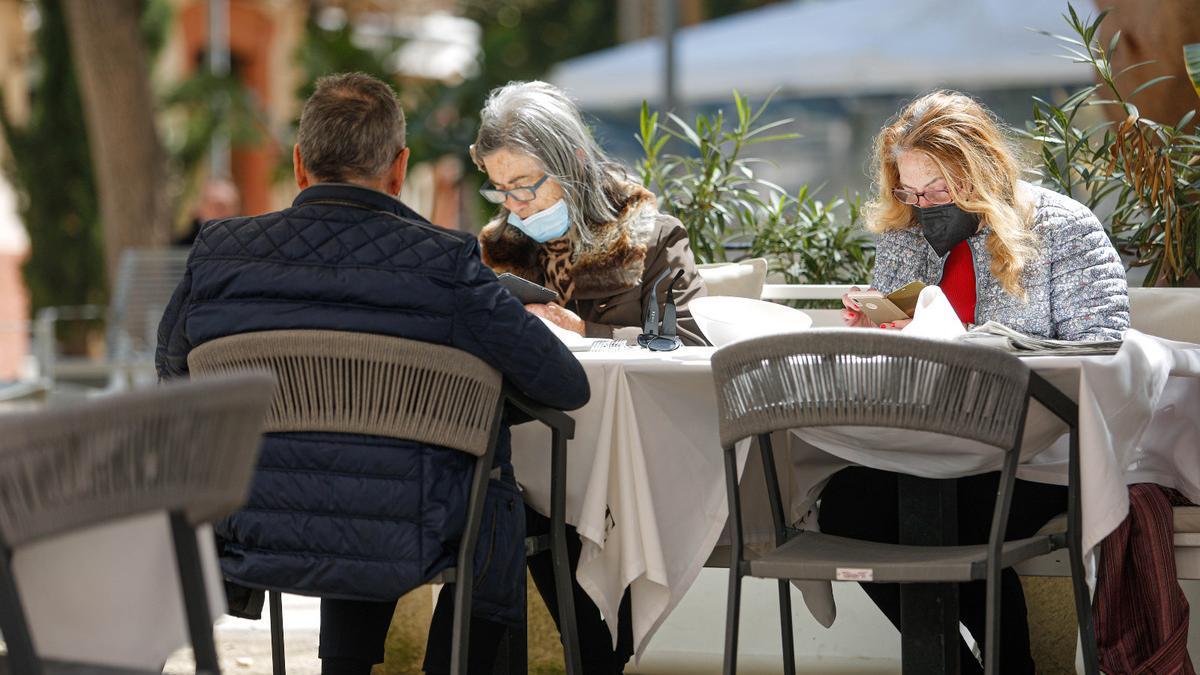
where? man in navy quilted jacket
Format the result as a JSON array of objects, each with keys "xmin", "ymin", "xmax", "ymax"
[{"xmin": 156, "ymin": 72, "xmax": 590, "ymax": 675}]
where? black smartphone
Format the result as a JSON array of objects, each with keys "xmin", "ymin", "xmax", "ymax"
[{"xmin": 498, "ymin": 272, "xmax": 560, "ymax": 305}]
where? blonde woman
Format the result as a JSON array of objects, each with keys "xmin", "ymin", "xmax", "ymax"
[
  {"xmin": 841, "ymin": 90, "xmax": 1128, "ymax": 338},
  {"xmin": 823, "ymin": 91, "xmax": 1128, "ymax": 673}
]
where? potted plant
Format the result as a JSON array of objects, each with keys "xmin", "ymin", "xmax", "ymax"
[
  {"xmin": 636, "ymin": 94, "xmax": 874, "ymax": 287},
  {"xmin": 1028, "ymin": 5, "xmax": 1200, "ymax": 287}
]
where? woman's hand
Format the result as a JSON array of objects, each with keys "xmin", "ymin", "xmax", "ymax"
[
  {"xmin": 841, "ymin": 286, "xmax": 875, "ymax": 328},
  {"xmin": 526, "ymin": 303, "xmax": 585, "ymax": 336},
  {"xmin": 878, "ymin": 319, "xmax": 912, "ymax": 330}
]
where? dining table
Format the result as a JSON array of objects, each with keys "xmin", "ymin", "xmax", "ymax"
[{"xmin": 509, "ymin": 328, "xmax": 1200, "ymax": 666}]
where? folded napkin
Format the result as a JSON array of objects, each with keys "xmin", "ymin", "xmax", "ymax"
[
  {"xmin": 900, "ymin": 286, "xmax": 966, "ymax": 339},
  {"xmin": 537, "ymin": 315, "xmax": 592, "ymax": 348}
]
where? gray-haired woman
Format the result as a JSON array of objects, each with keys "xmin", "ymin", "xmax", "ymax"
[
  {"xmin": 426, "ymin": 80, "xmax": 709, "ymax": 675},
  {"xmin": 472, "ymin": 80, "xmax": 707, "ymax": 346}
]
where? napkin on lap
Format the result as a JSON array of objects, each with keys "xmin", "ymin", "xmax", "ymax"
[{"xmin": 901, "ymin": 286, "xmax": 966, "ymax": 339}]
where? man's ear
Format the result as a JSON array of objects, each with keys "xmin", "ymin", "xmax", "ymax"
[
  {"xmin": 293, "ymin": 144, "xmax": 310, "ymax": 190},
  {"xmin": 386, "ymin": 147, "xmax": 411, "ymax": 197}
]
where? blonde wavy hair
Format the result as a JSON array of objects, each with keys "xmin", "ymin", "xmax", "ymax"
[{"xmin": 867, "ymin": 91, "xmax": 1036, "ymax": 297}]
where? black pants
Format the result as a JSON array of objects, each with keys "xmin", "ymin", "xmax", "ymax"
[
  {"xmin": 321, "ymin": 505, "xmax": 634, "ymax": 675},
  {"xmin": 424, "ymin": 506, "xmax": 635, "ymax": 674},
  {"xmin": 521, "ymin": 506, "xmax": 634, "ymax": 675},
  {"xmin": 318, "ymin": 596, "xmax": 397, "ymax": 675},
  {"xmin": 816, "ymin": 467, "xmax": 1067, "ymax": 675}
]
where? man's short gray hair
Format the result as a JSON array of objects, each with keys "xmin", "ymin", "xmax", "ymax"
[
  {"xmin": 297, "ymin": 72, "xmax": 406, "ymax": 183},
  {"xmin": 473, "ymin": 81, "xmax": 628, "ymax": 245}
]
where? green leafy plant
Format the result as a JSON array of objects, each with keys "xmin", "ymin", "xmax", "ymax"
[
  {"xmin": 1184, "ymin": 43, "xmax": 1200, "ymax": 100},
  {"xmin": 637, "ymin": 93, "xmax": 873, "ymax": 284},
  {"xmin": 749, "ymin": 186, "xmax": 874, "ymax": 284},
  {"xmin": 1028, "ymin": 5, "xmax": 1200, "ymax": 286}
]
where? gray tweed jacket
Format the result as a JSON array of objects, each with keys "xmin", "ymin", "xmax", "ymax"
[{"xmin": 871, "ymin": 182, "xmax": 1129, "ymax": 341}]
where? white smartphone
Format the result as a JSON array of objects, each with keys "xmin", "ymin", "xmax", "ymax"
[{"xmin": 846, "ymin": 290, "xmax": 910, "ymax": 325}]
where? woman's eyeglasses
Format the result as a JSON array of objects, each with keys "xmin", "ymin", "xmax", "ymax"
[
  {"xmin": 892, "ymin": 187, "xmax": 953, "ymax": 206},
  {"xmin": 479, "ymin": 174, "xmax": 550, "ymax": 204},
  {"xmin": 638, "ymin": 269, "xmax": 686, "ymax": 352}
]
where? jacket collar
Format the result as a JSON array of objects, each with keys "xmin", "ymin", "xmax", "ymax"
[{"xmin": 292, "ymin": 183, "xmax": 426, "ymax": 223}]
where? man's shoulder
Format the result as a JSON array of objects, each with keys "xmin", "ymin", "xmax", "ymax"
[{"xmin": 193, "ymin": 202, "xmax": 477, "ymax": 270}]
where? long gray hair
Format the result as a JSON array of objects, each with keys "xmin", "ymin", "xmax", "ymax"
[{"xmin": 473, "ymin": 81, "xmax": 630, "ymax": 249}]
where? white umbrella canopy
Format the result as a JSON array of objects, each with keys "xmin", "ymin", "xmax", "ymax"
[{"xmin": 550, "ymin": 0, "xmax": 1095, "ymax": 109}]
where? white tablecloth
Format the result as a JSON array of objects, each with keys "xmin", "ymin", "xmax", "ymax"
[
  {"xmin": 511, "ymin": 347, "xmax": 749, "ymax": 658},
  {"xmin": 512, "ymin": 330, "xmax": 1200, "ymax": 647}
]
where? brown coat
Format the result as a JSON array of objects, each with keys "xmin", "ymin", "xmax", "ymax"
[{"xmin": 479, "ymin": 185, "xmax": 709, "ymax": 346}]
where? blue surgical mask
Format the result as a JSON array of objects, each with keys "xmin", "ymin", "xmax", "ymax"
[{"xmin": 507, "ymin": 199, "xmax": 570, "ymax": 243}]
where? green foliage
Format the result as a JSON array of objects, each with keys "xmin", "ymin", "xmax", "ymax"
[
  {"xmin": 1184, "ymin": 43, "xmax": 1200, "ymax": 101},
  {"xmin": 749, "ymin": 187, "xmax": 874, "ymax": 285},
  {"xmin": 460, "ymin": 1, "xmax": 617, "ymax": 87},
  {"xmin": 703, "ymin": 0, "xmax": 778, "ymax": 19},
  {"xmin": 0, "ymin": 0, "xmax": 105, "ymax": 311},
  {"xmin": 638, "ymin": 93, "xmax": 873, "ymax": 284},
  {"xmin": 1027, "ymin": 4, "xmax": 1200, "ymax": 286},
  {"xmin": 162, "ymin": 70, "xmax": 270, "ymax": 185}
]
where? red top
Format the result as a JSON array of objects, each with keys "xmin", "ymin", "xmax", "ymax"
[{"xmin": 940, "ymin": 241, "xmax": 976, "ymax": 325}]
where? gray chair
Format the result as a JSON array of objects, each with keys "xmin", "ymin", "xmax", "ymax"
[
  {"xmin": 33, "ymin": 248, "xmax": 191, "ymax": 390},
  {"xmin": 0, "ymin": 373, "xmax": 275, "ymax": 675},
  {"xmin": 710, "ymin": 330, "xmax": 1099, "ymax": 675},
  {"xmin": 187, "ymin": 330, "xmax": 582, "ymax": 675}
]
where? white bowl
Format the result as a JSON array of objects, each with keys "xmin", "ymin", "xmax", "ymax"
[{"xmin": 690, "ymin": 296, "xmax": 813, "ymax": 347}]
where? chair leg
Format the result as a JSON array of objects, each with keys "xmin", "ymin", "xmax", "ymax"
[
  {"xmin": 1068, "ymin": 529, "xmax": 1099, "ymax": 674},
  {"xmin": 269, "ymin": 591, "xmax": 285, "ymax": 675},
  {"xmin": 0, "ymin": 545, "xmax": 42, "ymax": 675},
  {"xmin": 550, "ymin": 427, "xmax": 582, "ymax": 675},
  {"xmin": 984, "ymin": 568, "xmax": 1002, "ymax": 675},
  {"xmin": 168, "ymin": 511, "xmax": 221, "ymax": 675},
  {"xmin": 452, "ymin": 440, "xmax": 497, "ymax": 675},
  {"xmin": 776, "ymin": 580, "xmax": 796, "ymax": 675},
  {"xmin": 724, "ymin": 567, "xmax": 743, "ymax": 675},
  {"xmin": 723, "ymin": 447, "xmax": 745, "ymax": 675},
  {"xmin": 1065, "ymin": 426, "xmax": 1099, "ymax": 675}
]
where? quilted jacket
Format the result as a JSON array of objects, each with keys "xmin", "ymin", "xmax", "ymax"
[
  {"xmin": 871, "ymin": 182, "xmax": 1129, "ymax": 341},
  {"xmin": 155, "ymin": 183, "xmax": 589, "ymax": 623}
]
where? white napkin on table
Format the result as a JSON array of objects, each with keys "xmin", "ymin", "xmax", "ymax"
[
  {"xmin": 900, "ymin": 285, "xmax": 966, "ymax": 339},
  {"xmin": 537, "ymin": 315, "xmax": 592, "ymax": 348}
]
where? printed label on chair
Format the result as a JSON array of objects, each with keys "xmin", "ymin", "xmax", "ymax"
[{"xmin": 836, "ymin": 567, "xmax": 873, "ymax": 581}]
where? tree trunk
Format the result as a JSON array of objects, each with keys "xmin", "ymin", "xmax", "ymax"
[
  {"xmin": 61, "ymin": 0, "xmax": 171, "ymax": 288},
  {"xmin": 1094, "ymin": 0, "xmax": 1200, "ymax": 130}
]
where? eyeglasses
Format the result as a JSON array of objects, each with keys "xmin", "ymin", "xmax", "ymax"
[
  {"xmin": 638, "ymin": 269, "xmax": 686, "ymax": 352},
  {"xmin": 479, "ymin": 174, "xmax": 550, "ymax": 204},
  {"xmin": 892, "ymin": 187, "xmax": 953, "ymax": 206}
]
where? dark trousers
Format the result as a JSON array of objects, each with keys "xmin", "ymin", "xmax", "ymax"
[
  {"xmin": 522, "ymin": 506, "xmax": 634, "ymax": 675},
  {"xmin": 320, "ymin": 504, "xmax": 635, "ymax": 675},
  {"xmin": 318, "ymin": 596, "xmax": 397, "ymax": 675},
  {"xmin": 425, "ymin": 505, "xmax": 635, "ymax": 674},
  {"xmin": 816, "ymin": 466, "xmax": 1067, "ymax": 675}
]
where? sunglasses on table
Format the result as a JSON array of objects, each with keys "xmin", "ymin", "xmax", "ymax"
[{"xmin": 638, "ymin": 269, "xmax": 686, "ymax": 352}]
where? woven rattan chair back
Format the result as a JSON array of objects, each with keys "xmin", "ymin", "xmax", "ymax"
[
  {"xmin": 187, "ymin": 330, "xmax": 504, "ymax": 457},
  {"xmin": 711, "ymin": 329, "xmax": 1031, "ymax": 452},
  {"xmin": 0, "ymin": 373, "xmax": 275, "ymax": 550}
]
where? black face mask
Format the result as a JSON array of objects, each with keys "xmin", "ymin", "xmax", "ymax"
[{"xmin": 915, "ymin": 203, "xmax": 980, "ymax": 257}]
